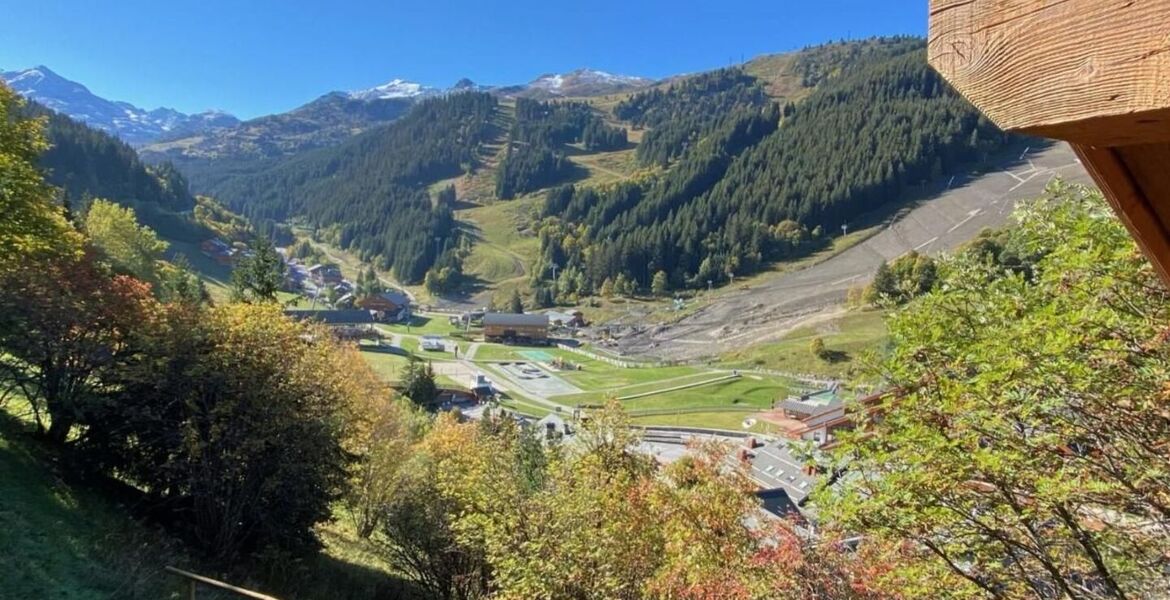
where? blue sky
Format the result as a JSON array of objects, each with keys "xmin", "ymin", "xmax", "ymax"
[{"xmin": 1, "ymin": 0, "xmax": 925, "ymax": 119}]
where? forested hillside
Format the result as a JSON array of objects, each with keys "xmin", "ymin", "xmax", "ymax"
[
  {"xmin": 199, "ymin": 92, "xmax": 498, "ymax": 283},
  {"xmin": 495, "ymin": 98, "xmax": 626, "ymax": 199},
  {"xmin": 26, "ymin": 103, "xmax": 195, "ymax": 213},
  {"xmin": 14, "ymin": 102, "xmax": 224, "ymax": 244},
  {"xmin": 532, "ymin": 39, "xmax": 1013, "ymax": 299},
  {"xmin": 614, "ymin": 69, "xmax": 771, "ymax": 166}
]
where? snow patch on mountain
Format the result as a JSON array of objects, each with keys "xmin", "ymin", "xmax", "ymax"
[
  {"xmin": 524, "ymin": 68, "xmax": 653, "ymax": 97},
  {"xmin": 1, "ymin": 65, "xmax": 239, "ymax": 146},
  {"xmin": 349, "ymin": 78, "xmax": 440, "ymax": 100}
]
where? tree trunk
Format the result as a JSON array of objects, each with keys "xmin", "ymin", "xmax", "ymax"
[{"xmin": 46, "ymin": 414, "xmax": 74, "ymax": 444}]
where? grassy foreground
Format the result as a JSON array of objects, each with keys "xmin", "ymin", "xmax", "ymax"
[{"xmin": 0, "ymin": 409, "xmax": 187, "ymax": 599}]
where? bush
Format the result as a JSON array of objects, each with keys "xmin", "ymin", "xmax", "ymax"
[{"xmin": 83, "ymin": 303, "xmax": 378, "ymax": 559}]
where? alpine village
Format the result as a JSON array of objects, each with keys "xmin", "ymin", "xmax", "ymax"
[{"xmin": 2, "ymin": 1, "xmax": 1170, "ymax": 599}]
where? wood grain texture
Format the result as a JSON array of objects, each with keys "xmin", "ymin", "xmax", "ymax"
[
  {"xmin": 929, "ymin": 0, "xmax": 1170, "ymax": 145},
  {"xmin": 1074, "ymin": 143, "xmax": 1170, "ymax": 285}
]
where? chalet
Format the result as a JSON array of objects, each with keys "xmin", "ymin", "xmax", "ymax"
[
  {"xmin": 534, "ymin": 413, "xmax": 572, "ymax": 440},
  {"xmin": 357, "ymin": 290, "xmax": 411, "ymax": 323},
  {"xmin": 762, "ymin": 390, "xmax": 846, "ymax": 446},
  {"xmin": 307, "ymin": 264, "xmax": 343, "ymax": 286},
  {"xmin": 739, "ymin": 436, "xmax": 821, "ymax": 513},
  {"xmin": 482, "ymin": 312, "xmax": 550, "ymax": 344},
  {"xmin": 200, "ymin": 238, "xmax": 236, "ymax": 266}
]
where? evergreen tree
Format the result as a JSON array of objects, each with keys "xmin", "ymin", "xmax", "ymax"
[
  {"xmin": 508, "ymin": 289, "xmax": 524, "ymax": 314},
  {"xmin": 231, "ymin": 236, "xmax": 284, "ymax": 303},
  {"xmin": 599, "ymin": 277, "xmax": 614, "ymax": 298},
  {"xmin": 402, "ymin": 360, "xmax": 438, "ymax": 406},
  {"xmin": 159, "ymin": 255, "xmax": 209, "ymax": 305}
]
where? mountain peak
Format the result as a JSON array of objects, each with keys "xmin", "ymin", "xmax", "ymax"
[
  {"xmin": 525, "ymin": 68, "xmax": 653, "ymax": 97},
  {"xmin": 349, "ymin": 78, "xmax": 439, "ymax": 100},
  {"xmin": 1, "ymin": 65, "xmax": 238, "ymax": 146}
]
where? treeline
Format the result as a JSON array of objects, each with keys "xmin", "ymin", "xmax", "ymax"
[
  {"xmin": 17, "ymin": 101, "xmax": 212, "ymax": 244},
  {"xmin": 791, "ymin": 35, "xmax": 923, "ymax": 88},
  {"xmin": 535, "ymin": 107, "xmax": 781, "ymax": 298},
  {"xmin": 202, "ymin": 92, "xmax": 499, "ymax": 283},
  {"xmin": 495, "ymin": 98, "xmax": 626, "ymax": 199},
  {"xmin": 613, "ymin": 68, "xmax": 770, "ymax": 166},
  {"xmin": 535, "ymin": 41, "xmax": 1012, "ymax": 300}
]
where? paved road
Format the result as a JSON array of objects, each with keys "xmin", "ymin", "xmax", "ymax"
[{"xmin": 618, "ymin": 143, "xmax": 1093, "ymax": 360}]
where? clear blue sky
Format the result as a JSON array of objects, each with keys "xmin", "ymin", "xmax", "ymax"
[{"xmin": 1, "ymin": 0, "xmax": 926, "ymax": 119}]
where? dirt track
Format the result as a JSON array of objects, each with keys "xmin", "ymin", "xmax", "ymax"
[{"xmin": 618, "ymin": 142, "xmax": 1093, "ymax": 360}]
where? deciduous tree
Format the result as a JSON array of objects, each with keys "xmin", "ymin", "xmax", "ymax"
[
  {"xmin": 83, "ymin": 198, "xmax": 168, "ymax": 282},
  {"xmin": 824, "ymin": 184, "xmax": 1170, "ymax": 598},
  {"xmin": 0, "ymin": 83, "xmax": 80, "ymax": 259},
  {"xmin": 0, "ymin": 249, "xmax": 155, "ymax": 443},
  {"xmin": 83, "ymin": 303, "xmax": 371, "ymax": 558}
]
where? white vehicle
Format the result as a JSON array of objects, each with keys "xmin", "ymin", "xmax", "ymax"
[{"xmin": 420, "ymin": 335, "xmax": 445, "ymax": 351}]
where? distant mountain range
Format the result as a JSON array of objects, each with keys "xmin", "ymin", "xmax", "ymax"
[
  {"xmin": 2, "ymin": 66, "xmax": 655, "ymax": 154},
  {"xmin": 345, "ymin": 68, "xmax": 653, "ymax": 101},
  {"xmin": 1, "ymin": 66, "xmax": 240, "ymax": 146}
]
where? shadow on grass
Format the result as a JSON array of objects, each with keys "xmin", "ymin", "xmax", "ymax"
[
  {"xmin": 819, "ymin": 350, "xmax": 852, "ymax": 364},
  {"xmin": 0, "ymin": 409, "xmax": 426, "ymax": 600},
  {"xmin": 0, "ymin": 410, "xmax": 190, "ymax": 599}
]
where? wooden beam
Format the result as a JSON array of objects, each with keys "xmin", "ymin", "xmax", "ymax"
[
  {"xmin": 929, "ymin": 0, "xmax": 1170, "ymax": 146},
  {"xmin": 165, "ymin": 566, "xmax": 279, "ymax": 600},
  {"xmin": 1073, "ymin": 143, "xmax": 1170, "ymax": 284}
]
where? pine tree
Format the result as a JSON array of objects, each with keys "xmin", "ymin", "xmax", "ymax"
[
  {"xmin": 508, "ymin": 289, "xmax": 524, "ymax": 314},
  {"xmin": 231, "ymin": 236, "xmax": 284, "ymax": 303},
  {"xmin": 402, "ymin": 361, "xmax": 438, "ymax": 406},
  {"xmin": 599, "ymin": 277, "xmax": 615, "ymax": 298}
]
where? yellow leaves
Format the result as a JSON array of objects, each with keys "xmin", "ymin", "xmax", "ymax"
[
  {"xmin": 83, "ymin": 199, "xmax": 168, "ymax": 281},
  {"xmin": 0, "ymin": 84, "xmax": 81, "ymax": 261}
]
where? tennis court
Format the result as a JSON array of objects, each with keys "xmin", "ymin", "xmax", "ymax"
[{"xmin": 519, "ymin": 349, "xmax": 555, "ymax": 362}]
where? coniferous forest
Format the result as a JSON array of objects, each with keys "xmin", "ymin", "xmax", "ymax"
[
  {"xmin": 532, "ymin": 40, "xmax": 1013, "ymax": 296},
  {"xmin": 200, "ymin": 92, "xmax": 499, "ymax": 283},
  {"xmin": 495, "ymin": 98, "xmax": 626, "ymax": 199},
  {"xmin": 25, "ymin": 103, "xmax": 196, "ymax": 213}
]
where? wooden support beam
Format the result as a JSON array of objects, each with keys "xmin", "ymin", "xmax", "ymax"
[
  {"xmin": 929, "ymin": 0, "xmax": 1170, "ymax": 287},
  {"xmin": 1073, "ymin": 144, "xmax": 1170, "ymax": 284},
  {"xmin": 929, "ymin": 0, "xmax": 1170, "ymax": 146}
]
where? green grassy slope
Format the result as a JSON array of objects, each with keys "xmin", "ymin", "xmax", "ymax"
[
  {"xmin": 0, "ymin": 413, "xmax": 186, "ymax": 599},
  {"xmin": 720, "ymin": 309, "xmax": 890, "ymax": 379},
  {"xmin": 0, "ymin": 403, "xmax": 420, "ymax": 600}
]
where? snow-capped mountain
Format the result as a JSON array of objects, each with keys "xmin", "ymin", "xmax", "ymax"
[
  {"xmin": 522, "ymin": 68, "xmax": 654, "ymax": 97},
  {"xmin": 1, "ymin": 66, "xmax": 239, "ymax": 146},
  {"xmin": 348, "ymin": 78, "xmax": 441, "ymax": 100}
]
